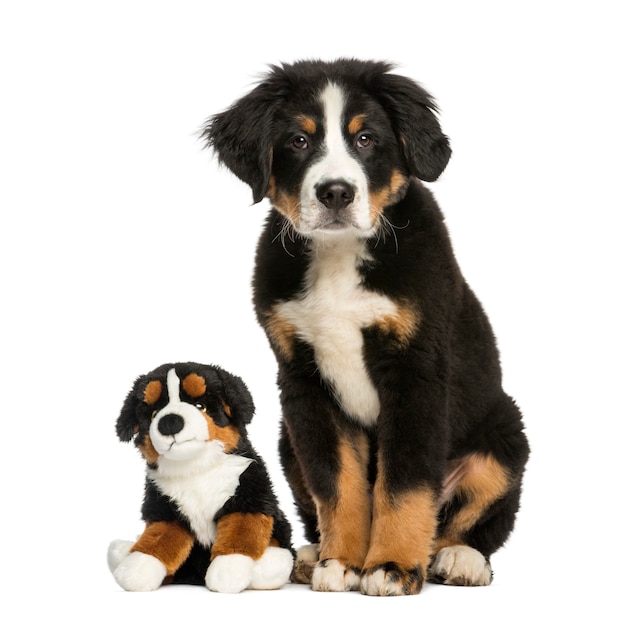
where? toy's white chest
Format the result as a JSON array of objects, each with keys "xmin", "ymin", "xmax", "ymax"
[
  {"xmin": 148, "ymin": 446, "xmax": 253, "ymax": 547},
  {"xmin": 276, "ymin": 236, "xmax": 397, "ymax": 425}
]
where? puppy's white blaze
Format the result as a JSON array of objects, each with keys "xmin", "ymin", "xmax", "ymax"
[
  {"xmin": 276, "ymin": 236, "xmax": 398, "ymax": 426},
  {"xmin": 298, "ymin": 82, "xmax": 371, "ymax": 234}
]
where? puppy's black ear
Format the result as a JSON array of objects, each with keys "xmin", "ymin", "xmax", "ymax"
[
  {"xmin": 374, "ymin": 72, "xmax": 451, "ymax": 182},
  {"xmin": 203, "ymin": 77, "xmax": 283, "ymax": 204},
  {"xmin": 215, "ymin": 367, "xmax": 255, "ymax": 429},
  {"xmin": 116, "ymin": 379, "xmax": 143, "ymax": 442}
]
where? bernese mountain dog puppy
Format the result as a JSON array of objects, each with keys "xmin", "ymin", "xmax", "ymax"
[
  {"xmin": 108, "ymin": 362, "xmax": 294, "ymax": 593},
  {"xmin": 204, "ymin": 59, "xmax": 529, "ymax": 596}
]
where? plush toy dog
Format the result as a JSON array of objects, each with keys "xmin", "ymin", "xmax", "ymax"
[{"xmin": 108, "ymin": 362, "xmax": 294, "ymax": 593}]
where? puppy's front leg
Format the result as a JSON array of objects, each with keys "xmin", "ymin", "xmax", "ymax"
[
  {"xmin": 310, "ymin": 433, "xmax": 371, "ymax": 592},
  {"xmin": 361, "ymin": 477, "xmax": 438, "ymax": 595}
]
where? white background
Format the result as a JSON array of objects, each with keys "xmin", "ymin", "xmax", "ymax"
[{"xmin": 1, "ymin": 1, "xmax": 623, "ymax": 614}]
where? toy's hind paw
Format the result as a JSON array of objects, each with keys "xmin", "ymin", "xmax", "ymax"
[{"xmin": 112, "ymin": 550, "xmax": 167, "ymax": 591}]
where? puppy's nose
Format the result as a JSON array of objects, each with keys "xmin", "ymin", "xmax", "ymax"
[
  {"xmin": 316, "ymin": 181, "xmax": 354, "ymax": 210},
  {"xmin": 157, "ymin": 413, "xmax": 184, "ymax": 436}
]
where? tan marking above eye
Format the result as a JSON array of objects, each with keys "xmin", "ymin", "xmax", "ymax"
[
  {"xmin": 297, "ymin": 114, "xmax": 317, "ymax": 134},
  {"xmin": 182, "ymin": 373, "xmax": 206, "ymax": 398},
  {"xmin": 143, "ymin": 380, "xmax": 162, "ymax": 405},
  {"xmin": 348, "ymin": 114, "xmax": 367, "ymax": 135}
]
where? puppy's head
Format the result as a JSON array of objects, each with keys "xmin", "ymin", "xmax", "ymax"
[
  {"xmin": 204, "ymin": 58, "xmax": 451, "ymax": 238},
  {"xmin": 116, "ymin": 363, "xmax": 254, "ymax": 463}
]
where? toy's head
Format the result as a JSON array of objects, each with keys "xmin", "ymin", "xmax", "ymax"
[{"xmin": 116, "ymin": 362, "xmax": 255, "ymax": 464}]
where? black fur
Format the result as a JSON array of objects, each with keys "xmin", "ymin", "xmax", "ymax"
[{"xmin": 204, "ymin": 59, "xmax": 529, "ymax": 595}]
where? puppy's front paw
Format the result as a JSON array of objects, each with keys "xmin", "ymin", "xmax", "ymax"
[
  {"xmin": 311, "ymin": 558, "xmax": 361, "ymax": 592},
  {"xmin": 206, "ymin": 554, "xmax": 254, "ymax": 593},
  {"xmin": 361, "ymin": 562, "xmax": 424, "ymax": 596},
  {"xmin": 112, "ymin": 551, "xmax": 167, "ymax": 591},
  {"xmin": 429, "ymin": 545, "xmax": 492, "ymax": 586}
]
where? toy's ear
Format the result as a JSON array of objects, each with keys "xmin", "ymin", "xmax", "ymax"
[
  {"xmin": 374, "ymin": 72, "xmax": 451, "ymax": 182},
  {"xmin": 215, "ymin": 367, "xmax": 255, "ymax": 429},
  {"xmin": 203, "ymin": 78, "xmax": 282, "ymax": 204},
  {"xmin": 116, "ymin": 379, "xmax": 143, "ymax": 442}
]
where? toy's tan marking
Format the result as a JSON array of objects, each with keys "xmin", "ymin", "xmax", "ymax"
[
  {"xmin": 138, "ymin": 435, "xmax": 159, "ymax": 465},
  {"xmin": 143, "ymin": 380, "xmax": 162, "ymax": 405},
  {"xmin": 206, "ymin": 415, "xmax": 240, "ymax": 453},
  {"xmin": 182, "ymin": 373, "xmax": 206, "ymax": 398},
  {"xmin": 315, "ymin": 435, "xmax": 371, "ymax": 569},
  {"xmin": 131, "ymin": 520, "xmax": 195, "ymax": 576},
  {"xmin": 364, "ymin": 482, "xmax": 437, "ymax": 575},
  {"xmin": 211, "ymin": 512, "xmax": 274, "ymax": 560},
  {"xmin": 434, "ymin": 454, "xmax": 510, "ymax": 552}
]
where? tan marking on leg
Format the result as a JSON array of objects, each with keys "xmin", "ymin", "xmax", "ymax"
[
  {"xmin": 131, "ymin": 521, "xmax": 195, "ymax": 576},
  {"xmin": 211, "ymin": 512, "xmax": 274, "ymax": 560},
  {"xmin": 264, "ymin": 307, "xmax": 297, "ymax": 361},
  {"xmin": 182, "ymin": 373, "xmax": 206, "ymax": 398},
  {"xmin": 373, "ymin": 300, "xmax": 421, "ymax": 347},
  {"xmin": 348, "ymin": 114, "xmax": 367, "ymax": 135},
  {"xmin": 143, "ymin": 380, "xmax": 162, "ymax": 405},
  {"xmin": 434, "ymin": 453, "xmax": 510, "ymax": 552},
  {"xmin": 316, "ymin": 435, "xmax": 371, "ymax": 569},
  {"xmin": 364, "ymin": 483, "xmax": 437, "ymax": 571}
]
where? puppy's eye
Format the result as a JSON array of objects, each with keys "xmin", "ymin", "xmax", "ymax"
[
  {"xmin": 195, "ymin": 403, "xmax": 207, "ymax": 413},
  {"xmin": 291, "ymin": 135, "xmax": 308, "ymax": 150},
  {"xmin": 151, "ymin": 410, "xmax": 158, "ymax": 419},
  {"xmin": 356, "ymin": 133, "xmax": 373, "ymax": 149}
]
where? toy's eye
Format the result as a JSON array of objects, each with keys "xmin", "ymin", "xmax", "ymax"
[
  {"xmin": 195, "ymin": 403, "xmax": 207, "ymax": 413},
  {"xmin": 291, "ymin": 135, "xmax": 308, "ymax": 150},
  {"xmin": 151, "ymin": 410, "xmax": 158, "ymax": 420},
  {"xmin": 356, "ymin": 133, "xmax": 373, "ymax": 149}
]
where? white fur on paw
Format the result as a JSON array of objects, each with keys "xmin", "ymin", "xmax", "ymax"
[
  {"xmin": 430, "ymin": 546, "xmax": 492, "ymax": 586},
  {"xmin": 311, "ymin": 558, "xmax": 359, "ymax": 592},
  {"xmin": 250, "ymin": 547, "xmax": 294, "ymax": 589},
  {"xmin": 112, "ymin": 551, "xmax": 167, "ymax": 591},
  {"xmin": 107, "ymin": 539, "xmax": 134, "ymax": 573},
  {"xmin": 360, "ymin": 568, "xmax": 403, "ymax": 596},
  {"xmin": 206, "ymin": 554, "xmax": 254, "ymax": 593}
]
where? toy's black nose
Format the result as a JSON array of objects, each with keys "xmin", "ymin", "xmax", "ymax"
[
  {"xmin": 157, "ymin": 413, "xmax": 184, "ymax": 436},
  {"xmin": 316, "ymin": 180, "xmax": 354, "ymax": 210}
]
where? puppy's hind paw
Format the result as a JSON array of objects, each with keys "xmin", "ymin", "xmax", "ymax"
[{"xmin": 429, "ymin": 545, "xmax": 493, "ymax": 586}]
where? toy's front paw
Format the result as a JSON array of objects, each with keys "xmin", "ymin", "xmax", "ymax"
[
  {"xmin": 206, "ymin": 554, "xmax": 254, "ymax": 593},
  {"xmin": 107, "ymin": 539, "xmax": 134, "ymax": 573},
  {"xmin": 112, "ymin": 550, "xmax": 167, "ymax": 591}
]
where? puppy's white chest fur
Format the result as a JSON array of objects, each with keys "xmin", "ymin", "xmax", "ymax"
[
  {"xmin": 276, "ymin": 236, "xmax": 397, "ymax": 425},
  {"xmin": 148, "ymin": 446, "xmax": 252, "ymax": 547}
]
